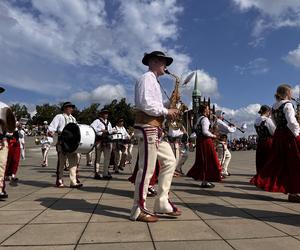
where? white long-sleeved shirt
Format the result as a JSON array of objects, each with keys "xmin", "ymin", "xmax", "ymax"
[
  {"xmin": 217, "ymin": 119, "xmax": 236, "ymax": 135},
  {"xmin": 0, "ymin": 101, "xmax": 9, "ymax": 134},
  {"xmin": 196, "ymin": 116, "xmax": 215, "ymax": 138},
  {"xmin": 48, "ymin": 113, "xmax": 76, "ymax": 133},
  {"xmin": 254, "ymin": 116, "xmax": 276, "ymax": 136},
  {"xmin": 90, "ymin": 118, "xmax": 113, "ymax": 136},
  {"xmin": 113, "ymin": 126, "xmax": 130, "ymax": 139},
  {"xmin": 168, "ymin": 127, "xmax": 184, "ymax": 137},
  {"xmin": 135, "ymin": 71, "xmax": 168, "ymax": 117},
  {"xmin": 272, "ymin": 100, "xmax": 300, "ymax": 137}
]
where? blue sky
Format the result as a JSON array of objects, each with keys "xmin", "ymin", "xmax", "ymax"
[{"xmin": 1, "ymin": 0, "xmax": 300, "ymax": 133}]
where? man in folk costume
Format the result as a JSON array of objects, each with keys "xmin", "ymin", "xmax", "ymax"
[
  {"xmin": 215, "ymin": 110, "xmax": 236, "ymax": 177},
  {"xmin": 168, "ymin": 125, "xmax": 188, "ymax": 176},
  {"xmin": 91, "ymin": 109, "xmax": 113, "ymax": 180},
  {"xmin": 130, "ymin": 51, "xmax": 181, "ymax": 223},
  {"xmin": 0, "ymin": 87, "xmax": 10, "ymax": 199},
  {"xmin": 48, "ymin": 102, "xmax": 82, "ymax": 188},
  {"xmin": 112, "ymin": 118, "xmax": 130, "ymax": 173}
]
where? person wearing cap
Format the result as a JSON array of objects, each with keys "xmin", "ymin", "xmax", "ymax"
[
  {"xmin": 254, "ymin": 105, "xmax": 276, "ymax": 174},
  {"xmin": 215, "ymin": 110, "xmax": 236, "ymax": 177},
  {"xmin": 112, "ymin": 118, "xmax": 130, "ymax": 173},
  {"xmin": 251, "ymin": 84, "xmax": 300, "ymax": 203},
  {"xmin": 91, "ymin": 109, "xmax": 114, "ymax": 180},
  {"xmin": 0, "ymin": 87, "xmax": 11, "ymax": 198},
  {"xmin": 48, "ymin": 102, "xmax": 82, "ymax": 188},
  {"xmin": 131, "ymin": 51, "xmax": 181, "ymax": 223}
]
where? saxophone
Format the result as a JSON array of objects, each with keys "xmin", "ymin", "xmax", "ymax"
[{"xmin": 165, "ymin": 69, "xmax": 188, "ymax": 129}]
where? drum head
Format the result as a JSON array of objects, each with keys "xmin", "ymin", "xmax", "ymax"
[{"xmin": 61, "ymin": 123, "xmax": 80, "ymax": 153}]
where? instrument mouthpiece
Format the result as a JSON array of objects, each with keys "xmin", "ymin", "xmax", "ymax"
[{"xmin": 164, "ymin": 68, "xmax": 170, "ymax": 74}]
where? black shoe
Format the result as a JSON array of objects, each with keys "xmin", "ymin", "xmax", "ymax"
[
  {"xmin": 200, "ymin": 182, "xmax": 215, "ymax": 188},
  {"xmin": 118, "ymin": 166, "xmax": 124, "ymax": 171},
  {"xmin": 0, "ymin": 191, "xmax": 8, "ymax": 199},
  {"xmin": 70, "ymin": 183, "xmax": 83, "ymax": 188},
  {"xmin": 11, "ymin": 177, "xmax": 19, "ymax": 182},
  {"xmin": 94, "ymin": 174, "xmax": 102, "ymax": 180},
  {"xmin": 103, "ymin": 175, "xmax": 112, "ymax": 180},
  {"xmin": 147, "ymin": 187, "xmax": 157, "ymax": 197}
]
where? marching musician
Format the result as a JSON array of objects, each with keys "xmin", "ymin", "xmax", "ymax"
[
  {"xmin": 168, "ymin": 125, "xmax": 188, "ymax": 176},
  {"xmin": 251, "ymin": 84, "xmax": 300, "ymax": 203},
  {"xmin": 254, "ymin": 105, "xmax": 276, "ymax": 174},
  {"xmin": 130, "ymin": 51, "xmax": 181, "ymax": 223},
  {"xmin": 48, "ymin": 102, "xmax": 82, "ymax": 188},
  {"xmin": 125, "ymin": 127, "xmax": 135, "ymax": 164},
  {"xmin": 215, "ymin": 110, "xmax": 236, "ymax": 177},
  {"xmin": 187, "ymin": 104, "xmax": 222, "ymax": 188},
  {"xmin": 0, "ymin": 87, "xmax": 10, "ymax": 199},
  {"xmin": 112, "ymin": 118, "xmax": 130, "ymax": 173},
  {"xmin": 18, "ymin": 122, "xmax": 26, "ymax": 160},
  {"xmin": 91, "ymin": 109, "xmax": 113, "ymax": 180}
]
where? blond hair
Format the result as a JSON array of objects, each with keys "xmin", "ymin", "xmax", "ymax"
[{"xmin": 275, "ymin": 84, "xmax": 292, "ymax": 100}]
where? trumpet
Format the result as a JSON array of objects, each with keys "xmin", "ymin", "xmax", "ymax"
[{"xmin": 211, "ymin": 114, "xmax": 245, "ymax": 133}]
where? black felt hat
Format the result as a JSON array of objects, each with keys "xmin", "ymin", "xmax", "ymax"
[
  {"xmin": 61, "ymin": 102, "xmax": 75, "ymax": 111},
  {"xmin": 99, "ymin": 109, "xmax": 109, "ymax": 115},
  {"xmin": 142, "ymin": 51, "xmax": 173, "ymax": 66},
  {"xmin": 0, "ymin": 87, "xmax": 5, "ymax": 93}
]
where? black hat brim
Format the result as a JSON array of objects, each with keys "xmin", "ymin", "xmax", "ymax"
[
  {"xmin": 142, "ymin": 53, "xmax": 173, "ymax": 66},
  {"xmin": 62, "ymin": 104, "xmax": 75, "ymax": 111},
  {"xmin": 0, "ymin": 87, "xmax": 5, "ymax": 93}
]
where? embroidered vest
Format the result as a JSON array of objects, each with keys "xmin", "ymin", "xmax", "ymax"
[{"xmin": 254, "ymin": 120, "xmax": 271, "ymax": 139}]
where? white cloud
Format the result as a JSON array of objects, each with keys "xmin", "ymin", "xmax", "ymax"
[
  {"xmin": 70, "ymin": 84, "xmax": 126, "ymax": 105},
  {"xmin": 0, "ymin": 0, "xmax": 200, "ymax": 100},
  {"xmin": 181, "ymin": 69, "xmax": 220, "ymax": 102},
  {"xmin": 232, "ymin": 0, "xmax": 300, "ymax": 45},
  {"xmin": 234, "ymin": 58, "xmax": 269, "ymax": 75},
  {"xmin": 284, "ymin": 45, "xmax": 300, "ymax": 68},
  {"xmin": 292, "ymin": 84, "xmax": 300, "ymax": 99}
]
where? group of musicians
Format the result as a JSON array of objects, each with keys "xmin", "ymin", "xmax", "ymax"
[{"xmin": 1, "ymin": 51, "xmax": 299, "ymax": 221}]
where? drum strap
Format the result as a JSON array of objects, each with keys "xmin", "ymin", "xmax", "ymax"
[{"xmin": 98, "ymin": 118, "xmax": 109, "ymax": 130}]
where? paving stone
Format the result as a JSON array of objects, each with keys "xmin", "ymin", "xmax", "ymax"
[
  {"xmin": 0, "ymin": 246, "xmax": 75, "ymax": 250},
  {"xmin": 228, "ymin": 236, "xmax": 300, "ymax": 250},
  {"xmin": 193, "ymin": 204, "xmax": 252, "ymax": 220},
  {"xmin": 262, "ymin": 216, "xmax": 300, "ymax": 235},
  {"xmin": 2, "ymin": 223, "xmax": 85, "ymax": 245},
  {"xmin": 237, "ymin": 204, "xmax": 299, "ymax": 218},
  {"xmin": 0, "ymin": 225, "xmax": 23, "ymax": 243},
  {"xmin": 206, "ymin": 218, "xmax": 286, "ymax": 239},
  {"xmin": 79, "ymin": 222, "xmax": 151, "ymax": 243},
  {"xmin": 155, "ymin": 240, "xmax": 233, "ymax": 250},
  {"xmin": 31, "ymin": 209, "xmax": 92, "ymax": 223},
  {"xmin": 0, "ymin": 210, "xmax": 41, "ymax": 224},
  {"xmin": 0, "ymin": 200, "xmax": 54, "ymax": 211},
  {"xmin": 149, "ymin": 221, "xmax": 221, "ymax": 241},
  {"xmin": 77, "ymin": 242, "xmax": 154, "ymax": 250}
]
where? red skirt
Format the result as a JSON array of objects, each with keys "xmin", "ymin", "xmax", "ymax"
[
  {"xmin": 250, "ymin": 128, "xmax": 300, "ymax": 194},
  {"xmin": 255, "ymin": 137, "xmax": 273, "ymax": 174},
  {"xmin": 187, "ymin": 137, "xmax": 222, "ymax": 182},
  {"xmin": 128, "ymin": 154, "xmax": 160, "ymax": 186},
  {"xmin": 5, "ymin": 139, "xmax": 21, "ymax": 176}
]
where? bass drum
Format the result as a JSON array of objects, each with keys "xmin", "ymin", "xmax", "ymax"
[{"xmin": 61, "ymin": 123, "xmax": 95, "ymax": 154}]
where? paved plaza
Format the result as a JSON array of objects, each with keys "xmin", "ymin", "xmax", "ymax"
[{"xmin": 0, "ymin": 138, "xmax": 300, "ymax": 250}]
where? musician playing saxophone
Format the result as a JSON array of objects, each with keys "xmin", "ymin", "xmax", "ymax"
[{"xmin": 130, "ymin": 51, "xmax": 181, "ymax": 223}]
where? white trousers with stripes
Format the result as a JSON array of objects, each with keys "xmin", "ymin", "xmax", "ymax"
[{"xmin": 130, "ymin": 124, "xmax": 177, "ymax": 220}]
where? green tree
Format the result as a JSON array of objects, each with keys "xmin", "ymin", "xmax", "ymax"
[
  {"xmin": 10, "ymin": 104, "xmax": 31, "ymax": 121},
  {"xmin": 77, "ymin": 103, "xmax": 101, "ymax": 124},
  {"xmin": 32, "ymin": 103, "xmax": 61, "ymax": 125},
  {"xmin": 104, "ymin": 98, "xmax": 135, "ymax": 128}
]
